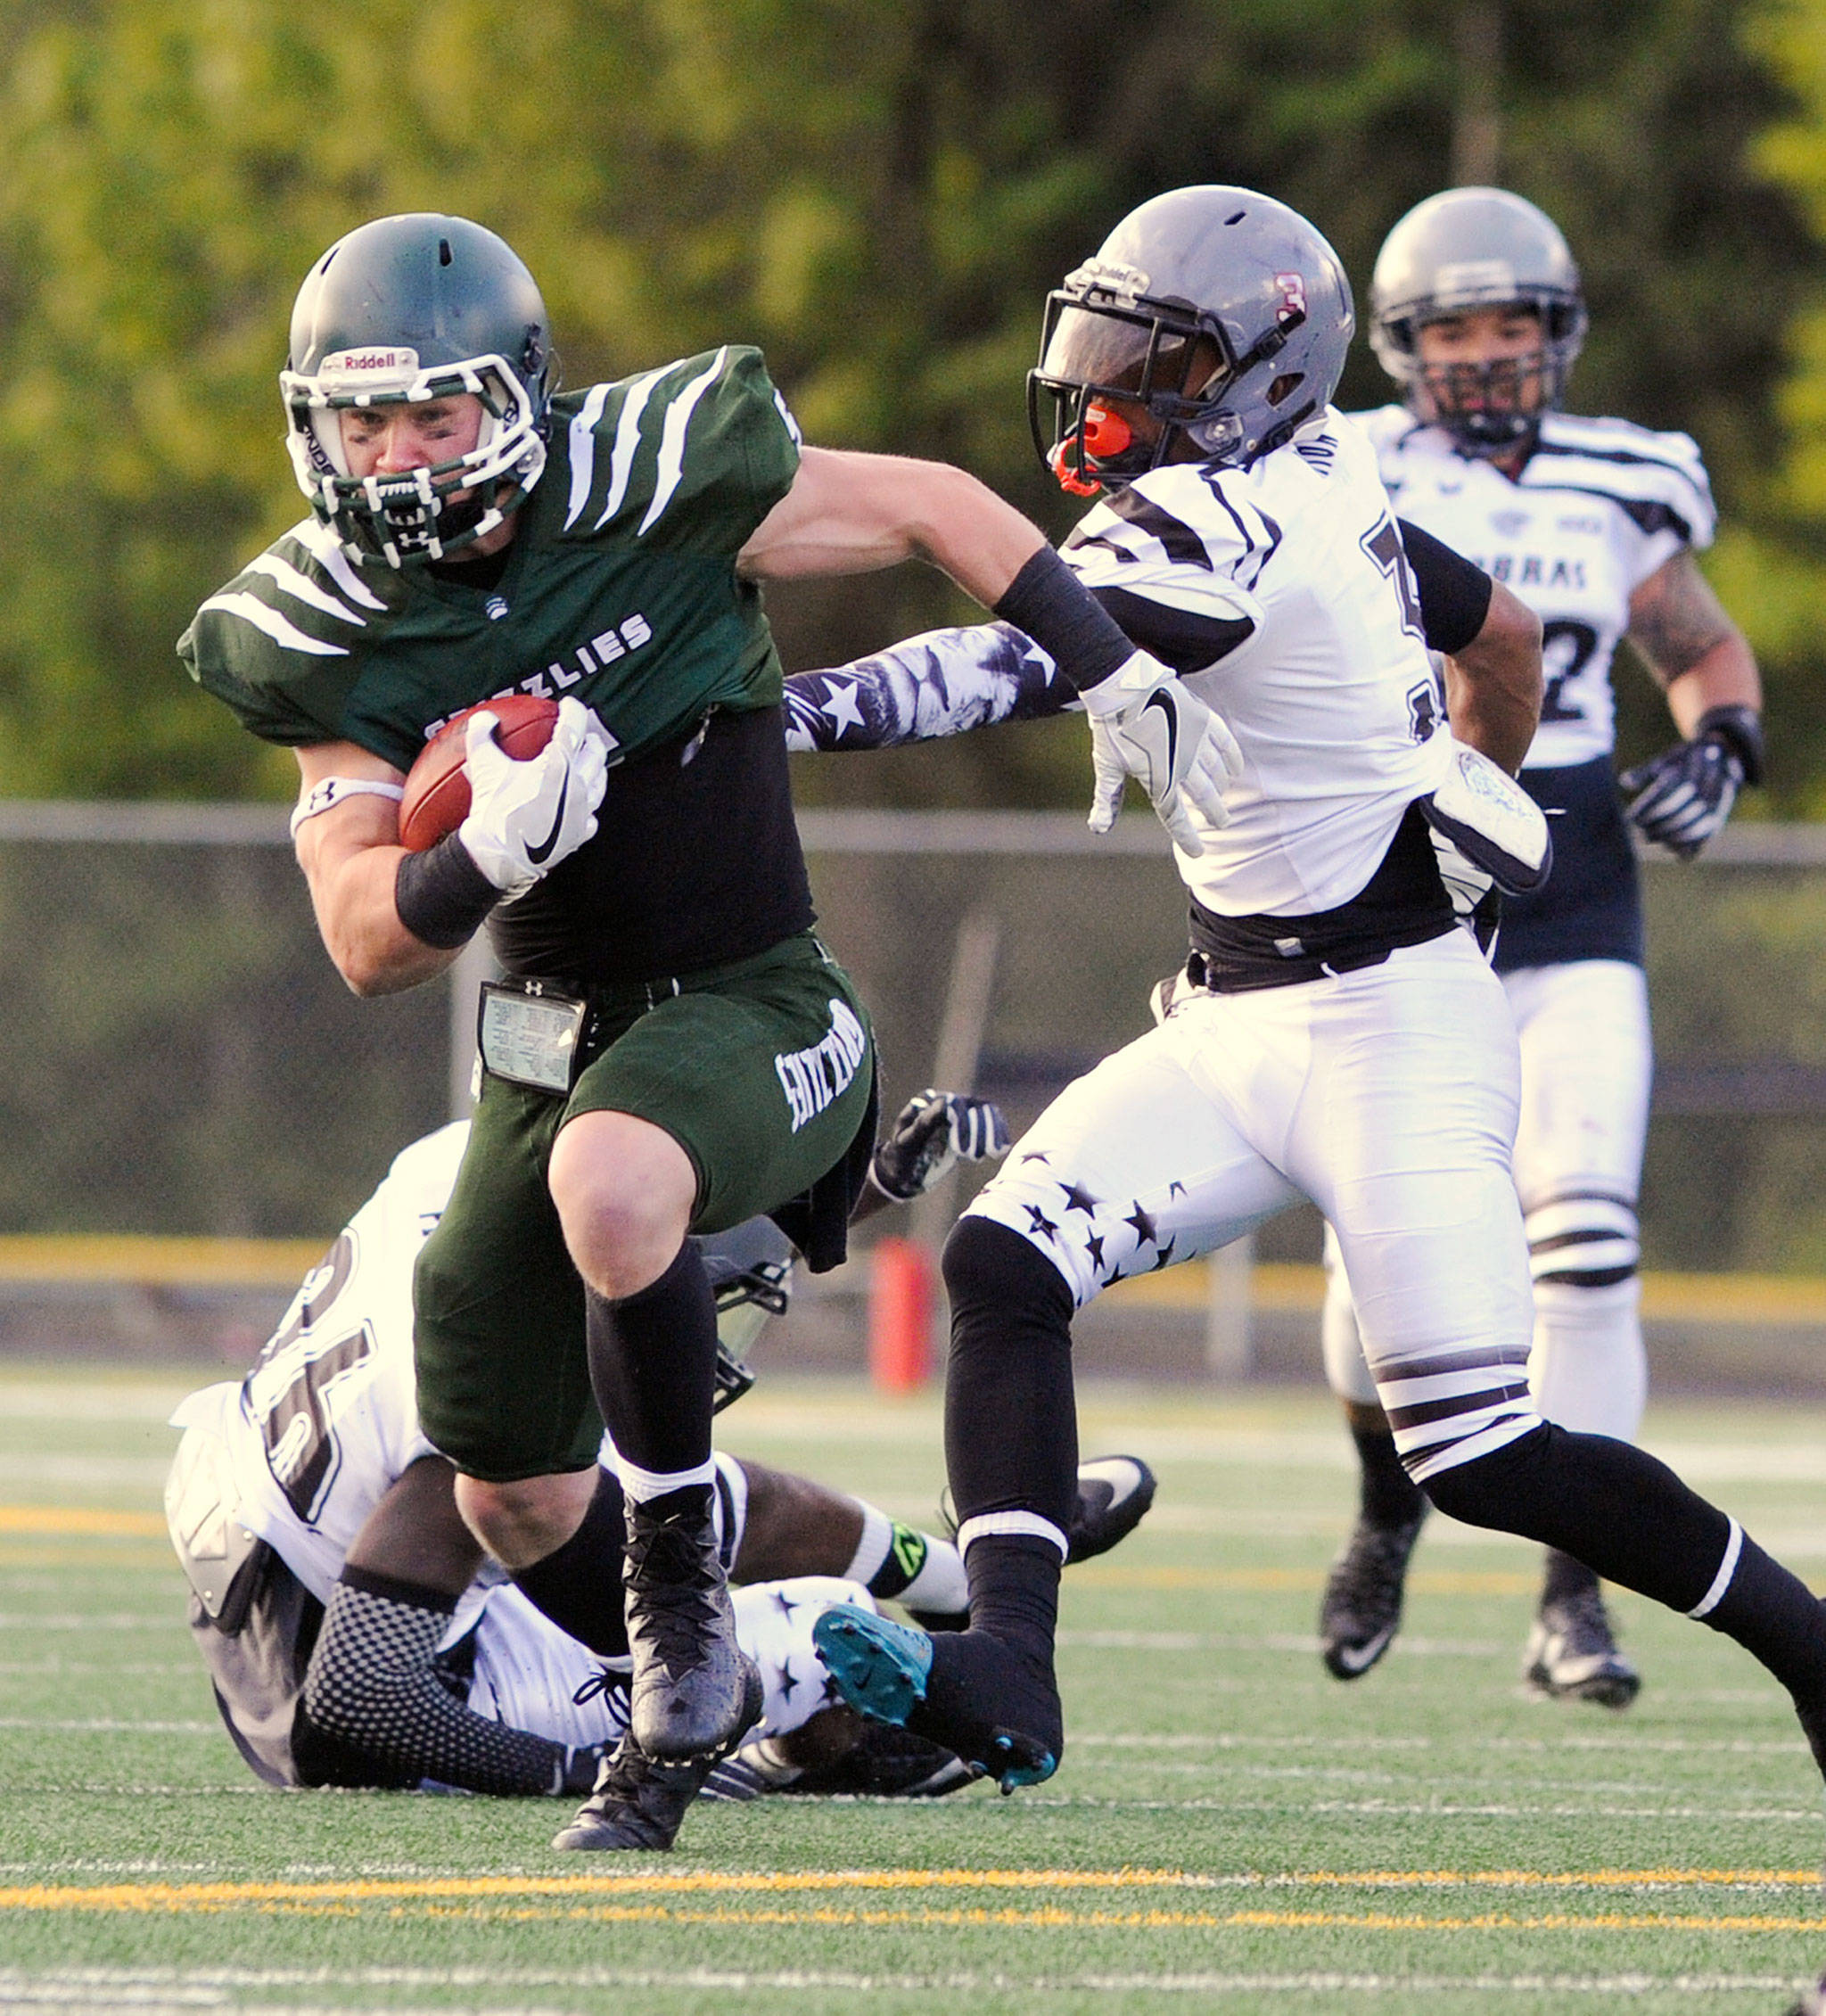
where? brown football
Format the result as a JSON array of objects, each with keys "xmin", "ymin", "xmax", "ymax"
[{"xmin": 398, "ymin": 695, "xmax": 562, "ymax": 852}]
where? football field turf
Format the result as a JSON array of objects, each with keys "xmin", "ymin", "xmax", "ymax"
[{"xmin": 2, "ymin": 1364, "xmax": 1825, "ymax": 2016}]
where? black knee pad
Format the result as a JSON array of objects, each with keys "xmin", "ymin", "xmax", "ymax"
[{"xmin": 942, "ymin": 1214, "xmax": 1073, "ymax": 1329}]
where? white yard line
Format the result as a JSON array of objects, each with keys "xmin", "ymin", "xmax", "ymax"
[{"xmin": 0, "ymin": 1965, "xmax": 1805, "ymax": 2004}]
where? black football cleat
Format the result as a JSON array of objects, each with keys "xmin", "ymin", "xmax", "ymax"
[
  {"xmin": 812, "ymin": 1609, "xmax": 1059, "ymax": 1794},
  {"xmin": 1066, "ymin": 1454, "xmax": 1158, "ymax": 1564},
  {"xmin": 553, "ymin": 1661, "xmax": 763, "ymax": 1853},
  {"xmin": 1318, "ymin": 1510, "xmax": 1427, "ymax": 1680},
  {"xmin": 622, "ymin": 1485, "xmax": 760, "ymax": 1760},
  {"xmin": 1523, "ymin": 1584, "xmax": 1641, "ymax": 1708}
]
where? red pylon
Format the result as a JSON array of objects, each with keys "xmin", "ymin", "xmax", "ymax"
[{"xmin": 868, "ymin": 1236, "xmax": 934, "ymax": 1393}]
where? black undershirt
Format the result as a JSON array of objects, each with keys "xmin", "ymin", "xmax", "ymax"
[
  {"xmin": 488, "ymin": 703, "xmax": 813, "ymax": 986},
  {"xmin": 1398, "ymin": 518, "xmax": 1494, "ymax": 655}
]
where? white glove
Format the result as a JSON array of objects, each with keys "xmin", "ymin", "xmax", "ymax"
[
  {"xmin": 1081, "ymin": 651, "xmax": 1244, "ymax": 855},
  {"xmin": 457, "ymin": 696, "xmax": 611, "ymax": 898}
]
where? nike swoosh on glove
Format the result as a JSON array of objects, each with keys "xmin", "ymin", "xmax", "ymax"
[
  {"xmin": 458, "ymin": 696, "xmax": 612, "ymax": 899},
  {"xmin": 1080, "ymin": 651, "xmax": 1244, "ymax": 855},
  {"xmin": 1618, "ymin": 733, "xmax": 1743, "ymax": 860}
]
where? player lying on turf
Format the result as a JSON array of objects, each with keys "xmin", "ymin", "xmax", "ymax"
[
  {"xmin": 778, "ymin": 185, "xmax": 1826, "ymax": 1814},
  {"xmin": 165, "ymin": 1106, "xmax": 1156, "ymax": 1847}
]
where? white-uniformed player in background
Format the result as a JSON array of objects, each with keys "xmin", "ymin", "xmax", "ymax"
[
  {"xmin": 167, "ymin": 1105, "xmax": 1154, "ymax": 1846},
  {"xmin": 789, "ymin": 186, "xmax": 1826, "ymax": 1816},
  {"xmin": 1313, "ymin": 188, "xmax": 1764, "ymax": 1707}
]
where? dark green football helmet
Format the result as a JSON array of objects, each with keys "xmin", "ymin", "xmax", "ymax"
[{"xmin": 282, "ymin": 213, "xmax": 553, "ymax": 566}]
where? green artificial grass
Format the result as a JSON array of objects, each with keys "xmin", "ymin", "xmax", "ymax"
[{"xmin": 0, "ymin": 1366, "xmax": 1822, "ymax": 2014}]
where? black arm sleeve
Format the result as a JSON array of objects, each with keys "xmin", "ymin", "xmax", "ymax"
[
  {"xmin": 296, "ymin": 1567, "xmax": 588, "ymax": 1798},
  {"xmin": 1090, "ymin": 585, "xmax": 1255, "ymax": 676},
  {"xmin": 1398, "ymin": 519, "xmax": 1494, "ymax": 656}
]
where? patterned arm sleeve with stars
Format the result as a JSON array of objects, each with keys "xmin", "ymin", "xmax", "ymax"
[{"xmin": 782, "ymin": 621, "xmax": 1074, "ymax": 753}]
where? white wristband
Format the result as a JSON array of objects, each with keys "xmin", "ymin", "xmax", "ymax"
[{"xmin": 290, "ymin": 778, "xmax": 405, "ymax": 837}]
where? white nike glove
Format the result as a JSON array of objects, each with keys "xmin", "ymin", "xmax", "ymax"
[
  {"xmin": 457, "ymin": 696, "xmax": 611, "ymax": 899},
  {"xmin": 1080, "ymin": 651, "xmax": 1244, "ymax": 855}
]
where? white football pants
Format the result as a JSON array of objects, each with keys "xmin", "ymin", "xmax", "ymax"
[
  {"xmin": 1323, "ymin": 959, "xmax": 1650, "ymax": 1442},
  {"xmin": 465, "ymin": 1576, "xmax": 878, "ymax": 1753},
  {"xmin": 964, "ymin": 932, "xmax": 1539, "ymax": 1483}
]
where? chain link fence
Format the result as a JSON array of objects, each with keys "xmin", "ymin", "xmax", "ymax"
[{"xmin": 2, "ymin": 803, "xmax": 1822, "ymax": 1378}]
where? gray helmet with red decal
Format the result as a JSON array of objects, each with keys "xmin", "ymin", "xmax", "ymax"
[{"xmin": 1028, "ymin": 185, "xmax": 1355, "ymax": 493}]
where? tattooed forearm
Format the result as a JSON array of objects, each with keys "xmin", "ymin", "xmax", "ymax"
[{"xmin": 1625, "ymin": 551, "xmax": 1739, "ymax": 684}]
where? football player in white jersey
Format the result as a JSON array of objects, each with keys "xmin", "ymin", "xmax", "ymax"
[
  {"xmin": 1312, "ymin": 187, "xmax": 1764, "ymax": 1707},
  {"xmin": 782, "ymin": 186, "xmax": 1826, "ymax": 1818},
  {"xmin": 167, "ymin": 1102, "xmax": 1154, "ymax": 1846}
]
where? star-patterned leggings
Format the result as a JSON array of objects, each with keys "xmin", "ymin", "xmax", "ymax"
[
  {"xmin": 462, "ymin": 1575, "xmax": 876, "ymax": 1755},
  {"xmin": 962, "ymin": 929, "xmax": 1541, "ymax": 1485}
]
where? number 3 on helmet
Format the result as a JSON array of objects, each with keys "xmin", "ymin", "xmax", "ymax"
[{"xmin": 281, "ymin": 212, "xmax": 553, "ymax": 567}]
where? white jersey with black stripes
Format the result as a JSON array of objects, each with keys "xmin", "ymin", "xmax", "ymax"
[
  {"xmin": 1356, "ymin": 405, "xmax": 1715, "ymax": 769},
  {"xmin": 1058, "ymin": 408, "xmax": 1452, "ymax": 917}
]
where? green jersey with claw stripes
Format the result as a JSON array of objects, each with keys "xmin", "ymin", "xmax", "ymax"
[{"xmin": 180, "ymin": 347, "xmax": 818, "ymax": 984}]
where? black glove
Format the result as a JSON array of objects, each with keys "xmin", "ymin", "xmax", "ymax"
[
  {"xmin": 869, "ymin": 1090, "xmax": 1011, "ymax": 1202},
  {"xmin": 1618, "ymin": 704, "xmax": 1762, "ymax": 860}
]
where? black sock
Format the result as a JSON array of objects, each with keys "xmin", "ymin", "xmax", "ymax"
[
  {"xmin": 941, "ymin": 1216, "xmax": 1078, "ymax": 1535},
  {"xmin": 509, "ymin": 1467, "xmax": 629, "ymax": 1658},
  {"xmin": 1353, "ymin": 1421, "xmax": 1426, "ymax": 1529},
  {"xmin": 964, "ymin": 1534, "xmax": 1062, "ymax": 1675},
  {"xmin": 1424, "ymin": 1422, "xmax": 1826, "ymax": 1702},
  {"xmin": 1704, "ymin": 1534, "xmax": 1826, "ymax": 1706},
  {"xmin": 586, "ymin": 1240, "xmax": 718, "ymax": 1479},
  {"xmin": 1541, "ymin": 1547, "xmax": 1599, "ymax": 1608}
]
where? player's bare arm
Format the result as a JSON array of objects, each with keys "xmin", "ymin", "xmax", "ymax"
[
  {"xmin": 744, "ymin": 446, "xmax": 1240, "ymax": 847},
  {"xmin": 1443, "ymin": 580, "xmax": 1543, "ymax": 775},
  {"xmin": 736, "ymin": 445, "xmax": 1047, "ymax": 605},
  {"xmin": 292, "ymin": 742, "xmax": 457, "ymax": 998},
  {"xmin": 1625, "ymin": 549, "xmax": 1762, "ymax": 729},
  {"xmin": 343, "ymin": 1454, "xmax": 486, "ymax": 1596},
  {"xmin": 1618, "ymin": 551, "xmax": 1764, "ymax": 856}
]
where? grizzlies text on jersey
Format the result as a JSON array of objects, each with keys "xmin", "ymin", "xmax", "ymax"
[{"xmin": 180, "ymin": 348, "xmax": 811, "ymax": 983}]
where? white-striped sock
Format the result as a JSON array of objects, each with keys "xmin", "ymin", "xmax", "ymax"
[{"xmin": 617, "ymin": 1456, "xmax": 718, "ymax": 1505}]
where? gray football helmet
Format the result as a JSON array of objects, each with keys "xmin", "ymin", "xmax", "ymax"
[
  {"xmin": 1370, "ymin": 187, "xmax": 1586, "ymax": 457},
  {"xmin": 1028, "ymin": 185, "xmax": 1354, "ymax": 492},
  {"xmin": 695, "ymin": 1216, "xmax": 798, "ymax": 1411},
  {"xmin": 282, "ymin": 214, "xmax": 553, "ymax": 566}
]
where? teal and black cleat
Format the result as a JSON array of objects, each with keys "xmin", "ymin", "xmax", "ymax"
[
  {"xmin": 812, "ymin": 1606, "xmax": 935, "ymax": 1727},
  {"xmin": 812, "ymin": 1609, "xmax": 1058, "ymax": 1795}
]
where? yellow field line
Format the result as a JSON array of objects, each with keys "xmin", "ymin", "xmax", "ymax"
[
  {"xmin": 10, "ymin": 1897, "xmax": 1825, "ymax": 1934},
  {"xmin": 0, "ymin": 1235, "xmax": 324, "ymax": 1288},
  {"xmin": 0, "ymin": 1508, "xmax": 166, "ymax": 1537},
  {"xmin": 1106, "ymin": 1260, "xmax": 1826, "ymax": 1324},
  {"xmin": 0, "ymin": 1237, "xmax": 1822, "ymax": 1317},
  {"xmin": 3, "ymin": 1867, "xmax": 1818, "ymax": 1915}
]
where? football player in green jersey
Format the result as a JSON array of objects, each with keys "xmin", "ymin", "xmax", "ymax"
[{"xmin": 180, "ymin": 211, "xmax": 1243, "ymax": 1847}]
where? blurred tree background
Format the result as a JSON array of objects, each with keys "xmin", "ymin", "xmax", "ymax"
[{"xmin": 0, "ymin": 0, "xmax": 1822, "ymax": 810}]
